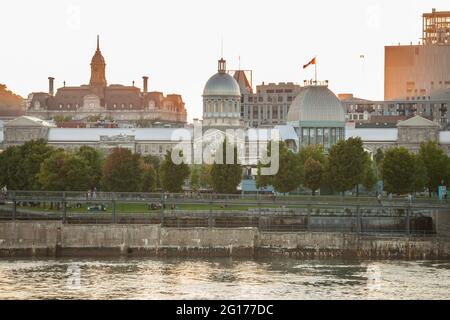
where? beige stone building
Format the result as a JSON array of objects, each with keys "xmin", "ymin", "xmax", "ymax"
[
  {"xmin": 385, "ymin": 9, "xmax": 450, "ymax": 101},
  {"xmin": 25, "ymin": 36, "xmax": 187, "ymax": 126}
]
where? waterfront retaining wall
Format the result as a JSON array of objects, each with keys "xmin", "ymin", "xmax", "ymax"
[{"xmin": 0, "ymin": 221, "xmax": 449, "ymax": 259}]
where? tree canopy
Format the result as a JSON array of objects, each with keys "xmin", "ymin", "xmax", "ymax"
[
  {"xmin": 38, "ymin": 151, "xmax": 92, "ymax": 191},
  {"xmin": 160, "ymin": 150, "xmax": 190, "ymax": 193},
  {"xmin": 101, "ymin": 148, "xmax": 143, "ymax": 192},
  {"xmin": 327, "ymin": 137, "xmax": 366, "ymax": 194},
  {"xmin": 303, "ymin": 157, "xmax": 324, "ymax": 195},
  {"xmin": 418, "ymin": 141, "xmax": 450, "ymax": 193},
  {"xmin": 380, "ymin": 147, "xmax": 415, "ymax": 195},
  {"xmin": 210, "ymin": 141, "xmax": 242, "ymax": 194}
]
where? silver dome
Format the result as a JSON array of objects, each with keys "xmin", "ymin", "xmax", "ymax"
[
  {"xmin": 287, "ymin": 86, "xmax": 345, "ymax": 123},
  {"xmin": 203, "ymin": 73, "xmax": 241, "ymax": 97}
]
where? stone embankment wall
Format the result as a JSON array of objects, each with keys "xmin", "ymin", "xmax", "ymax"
[{"xmin": 0, "ymin": 221, "xmax": 449, "ymax": 259}]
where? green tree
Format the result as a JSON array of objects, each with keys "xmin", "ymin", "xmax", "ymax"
[
  {"xmin": 362, "ymin": 156, "xmax": 377, "ymax": 192},
  {"xmin": 159, "ymin": 150, "xmax": 190, "ymax": 193},
  {"xmin": 272, "ymin": 147, "xmax": 301, "ymax": 194},
  {"xmin": 303, "ymin": 157, "xmax": 323, "ymax": 195},
  {"xmin": 0, "ymin": 145, "xmax": 27, "ymax": 190},
  {"xmin": 139, "ymin": 160, "xmax": 157, "ymax": 192},
  {"xmin": 37, "ymin": 151, "xmax": 91, "ymax": 191},
  {"xmin": 256, "ymin": 141, "xmax": 275, "ymax": 190},
  {"xmin": 199, "ymin": 164, "xmax": 213, "ymax": 190},
  {"xmin": 143, "ymin": 154, "xmax": 161, "ymax": 189},
  {"xmin": 373, "ymin": 148, "xmax": 384, "ymax": 179},
  {"xmin": 298, "ymin": 144, "xmax": 326, "ymax": 184},
  {"xmin": 76, "ymin": 146, "xmax": 103, "ymax": 189},
  {"xmin": 20, "ymin": 139, "xmax": 55, "ymax": 190},
  {"xmin": 210, "ymin": 141, "xmax": 242, "ymax": 194},
  {"xmin": 418, "ymin": 141, "xmax": 450, "ymax": 195},
  {"xmin": 256, "ymin": 141, "xmax": 301, "ymax": 194},
  {"xmin": 380, "ymin": 147, "xmax": 415, "ymax": 195},
  {"xmin": 412, "ymin": 154, "xmax": 427, "ymax": 194},
  {"xmin": 101, "ymin": 148, "xmax": 143, "ymax": 192},
  {"xmin": 189, "ymin": 165, "xmax": 200, "ymax": 192},
  {"xmin": 326, "ymin": 137, "xmax": 366, "ymax": 194}
]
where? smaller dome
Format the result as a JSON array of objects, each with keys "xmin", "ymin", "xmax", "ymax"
[
  {"xmin": 203, "ymin": 73, "xmax": 241, "ymax": 97},
  {"xmin": 287, "ymin": 85, "xmax": 345, "ymax": 123}
]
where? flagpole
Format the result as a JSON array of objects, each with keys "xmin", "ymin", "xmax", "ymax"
[{"xmin": 314, "ymin": 56, "xmax": 317, "ymax": 84}]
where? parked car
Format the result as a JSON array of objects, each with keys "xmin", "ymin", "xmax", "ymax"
[
  {"xmin": 87, "ymin": 203, "xmax": 108, "ymax": 212},
  {"xmin": 148, "ymin": 202, "xmax": 163, "ymax": 210}
]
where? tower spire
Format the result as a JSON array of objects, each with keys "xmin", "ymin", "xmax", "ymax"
[{"xmin": 90, "ymin": 35, "xmax": 107, "ymax": 88}]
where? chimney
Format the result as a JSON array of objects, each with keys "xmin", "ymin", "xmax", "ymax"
[
  {"xmin": 48, "ymin": 77, "xmax": 55, "ymax": 96},
  {"xmin": 143, "ymin": 76, "xmax": 149, "ymax": 93}
]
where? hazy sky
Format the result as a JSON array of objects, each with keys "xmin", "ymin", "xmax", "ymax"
[{"xmin": 1, "ymin": 0, "xmax": 447, "ymax": 121}]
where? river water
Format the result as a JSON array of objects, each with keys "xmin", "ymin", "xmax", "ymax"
[{"xmin": 0, "ymin": 258, "xmax": 448, "ymax": 299}]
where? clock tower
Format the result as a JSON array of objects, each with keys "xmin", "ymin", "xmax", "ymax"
[{"xmin": 89, "ymin": 35, "xmax": 107, "ymax": 88}]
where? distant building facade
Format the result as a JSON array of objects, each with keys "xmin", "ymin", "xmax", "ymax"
[
  {"xmin": 385, "ymin": 9, "xmax": 450, "ymax": 101},
  {"xmin": 25, "ymin": 36, "xmax": 187, "ymax": 125},
  {"xmin": 339, "ymin": 90, "xmax": 450, "ymax": 130},
  {"xmin": 232, "ymin": 70, "xmax": 302, "ymax": 128}
]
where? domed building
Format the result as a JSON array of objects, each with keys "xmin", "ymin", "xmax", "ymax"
[
  {"xmin": 202, "ymin": 58, "xmax": 243, "ymax": 128},
  {"xmin": 287, "ymin": 82, "xmax": 346, "ymax": 150}
]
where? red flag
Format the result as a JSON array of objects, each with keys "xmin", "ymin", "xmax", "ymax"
[{"xmin": 303, "ymin": 57, "xmax": 316, "ymax": 69}]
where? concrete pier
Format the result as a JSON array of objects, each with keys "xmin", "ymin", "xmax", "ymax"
[{"xmin": 0, "ymin": 221, "xmax": 449, "ymax": 259}]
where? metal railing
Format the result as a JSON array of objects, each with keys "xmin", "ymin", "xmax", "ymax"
[{"xmin": 0, "ymin": 191, "xmax": 443, "ymax": 236}]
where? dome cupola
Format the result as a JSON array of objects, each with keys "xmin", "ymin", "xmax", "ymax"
[{"xmin": 202, "ymin": 58, "xmax": 243, "ymax": 128}]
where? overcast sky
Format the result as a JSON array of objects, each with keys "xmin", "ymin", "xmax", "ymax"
[{"xmin": 1, "ymin": 0, "xmax": 447, "ymax": 121}]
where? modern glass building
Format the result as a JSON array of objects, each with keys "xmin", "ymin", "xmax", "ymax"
[{"xmin": 286, "ymin": 82, "xmax": 346, "ymax": 151}]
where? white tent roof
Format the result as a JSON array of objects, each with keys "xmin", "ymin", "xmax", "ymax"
[
  {"xmin": 48, "ymin": 128, "xmax": 188, "ymax": 142},
  {"xmin": 345, "ymin": 128, "xmax": 398, "ymax": 142}
]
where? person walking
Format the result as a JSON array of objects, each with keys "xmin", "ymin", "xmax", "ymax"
[{"xmin": 377, "ymin": 193, "xmax": 382, "ymax": 205}]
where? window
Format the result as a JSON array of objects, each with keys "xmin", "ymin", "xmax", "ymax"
[
  {"xmin": 324, "ymin": 128, "xmax": 329, "ymax": 146},
  {"xmin": 302, "ymin": 128, "xmax": 309, "ymax": 145},
  {"xmin": 310, "ymin": 128, "xmax": 316, "ymax": 144},
  {"xmin": 278, "ymin": 96, "xmax": 283, "ymax": 102},
  {"xmin": 317, "ymin": 128, "xmax": 323, "ymax": 144}
]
